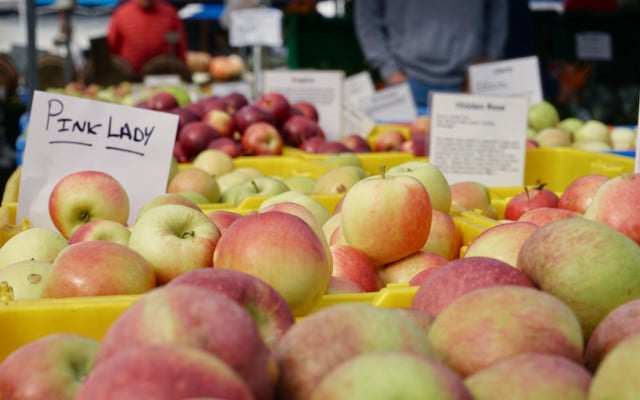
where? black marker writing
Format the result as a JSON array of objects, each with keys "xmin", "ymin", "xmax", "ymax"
[{"xmin": 107, "ymin": 117, "xmax": 154, "ymax": 145}]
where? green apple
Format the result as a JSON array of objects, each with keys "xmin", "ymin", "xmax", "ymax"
[
  {"xmin": 135, "ymin": 193, "xmax": 201, "ymax": 222},
  {"xmin": 573, "ymin": 119, "xmax": 610, "ymax": 145},
  {"xmin": 128, "ymin": 204, "xmax": 221, "ymax": 284},
  {"xmin": 260, "ymin": 191, "xmax": 331, "ymax": 226},
  {"xmin": 323, "ymin": 153, "xmax": 362, "ymax": 169},
  {"xmin": 191, "ymin": 149, "xmax": 235, "ymax": 178},
  {"xmin": 177, "ymin": 191, "xmax": 212, "ymax": 204},
  {"xmin": 216, "ymin": 170, "xmax": 252, "ymax": 194},
  {"xmin": 231, "ymin": 176, "xmax": 290, "ymax": 207},
  {"xmin": 558, "ymin": 117, "xmax": 584, "ymax": 134},
  {"xmin": 386, "ymin": 160, "xmax": 451, "ymax": 213},
  {"xmin": 528, "ymin": 100, "xmax": 560, "ymax": 132},
  {"xmin": 0, "ymin": 260, "xmax": 52, "ymax": 300},
  {"xmin": 155, "ymin": 85, "xmax": 191, "ymax": 107},
  {"xmin": 0, "ymin": 227, "xmax": 68, "ymax": 269},
  {"xmin": 588, "ymin": 333, "xmax": 640, "ymax": 399},
  {"xmin": 284, "ymin": 176, "xmax": 317, "ymax": 194},
  {"xmin": 311, "ymin": 165, "xmax": 368, "ymax": 195},
  {"xmin": 48, "ymin": 170, "xmax": 130, "ymax": 239}
]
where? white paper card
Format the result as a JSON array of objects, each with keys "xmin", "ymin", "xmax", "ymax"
[
  {"xmin": 575, "ymin": 32, "xmax": 613, "ymax": 61},
  {"xmin": 361, "ymin": 83, "xmax": 417, "ymax": 123},
  {"xmin": 262, "ymin": 69, "xmax": 344, "ymax": 141},
  {"xmin": 229, "ymin": 7, "xmax": 283, "ymax": 47},
  {"xmin": 143, "ymin": 74, "xmax": 182, "ymax": 87},
  {"xmin": 429, "ymin": 92, "xmax": 528, "ymax": 187},
  {"xmin": 343, "ymin": 71, "xmax": 375, "ymax": 109},
  {"xmin": 468, "ymin": 56, "xmax": 543, "ymax": 105},
  {"xmin": 18, "ymin": 91, "xmax": 179, "ymax": 230},
  {"xmin": 341, "ymin": 100, "xmax": 376, "ymax": 138},
  {"xmin": 211, "ymin": 81, "xmax": 253, "ymax": 100}
]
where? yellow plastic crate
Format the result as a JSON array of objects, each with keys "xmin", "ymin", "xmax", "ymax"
[{"xmin": 181, "ymin": 155, "xmax": 330, "ymax": 179}]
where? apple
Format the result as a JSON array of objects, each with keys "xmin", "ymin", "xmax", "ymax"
[
  {"xmin": 274, "ymin": 303, "xmax": 435, "ymax": 400},
  {"xmin": 427, "ymin": 285, "xmax": 584, "ymax": 377},
  {"xmin": 323, "ymin": 152, "xmax": 362, "ymax": 169},
  {"xmin": 234, "ymin": 104, "xmax": 277, "ymax": 134},
  {"xmin": 48, "ymin": 170, "xmax": 130, "ymax": 239},
  {"xmin": 229, "ymin": 176, "xmax": 290, "ymax": 206},
  {"xmin": 309, "ymin": 351, "xmax": 473, "ymax": 400},
  {"xmin": 573, "ymin": 119, "xmax": 610, "ymax": 145},
  {"xmin": 379, "ymin": 250, "xmax": 449, "ymax": 285},
  {"xmin": 176, "ymin": 191, "xmax": 211, "ymax": 204},
  {"xmin": 183, "ymin": 101, "xmax": 205, "ymax": 118},
  {"xmin": 0, "ymin": 260, "xmax": 52, "ymax": 300},
  {"xmin": 255, "ymin": 92, "xmax": 291, "ymax": 126},
  {"xmin": 316, "ymin": 140, "xmax": 351, "ymax": 154},
  {"xmin": 167, "ymin": 267, "xmax": 295, "ymax": 348},
  {"xmin": 283, "ymin": 175, "xmax": 317, "ymax": 194},
  {"xmin": 76, "ymin": 344, "xmax": 254, "ymax": 400},
  {"xmin": 208, "ymin": 54, "xmax": 245, "ymax": 81},
  {"xmin": 0, "ymin": 227, "xmax": 68, "ymax": 269},
  {"xmin": 291, "ymin": 101, "xmax": 319, "ymax": 122},
  {"xmin": 167, "ymin": 106, "xmax": 199, "ymax": 132},
  {"xmin": 217, "ymin": 170, "xmax": 252, "ymax": 195},
  {"xmin": 464, "ymin": 353, "xmax": 592, "ymax": 400},
  {"xmin": 463, "ymin": 221, "xmax": 538, "ymax": 267},
  {"xmin": 213, "ymin": 210, "xmax": 332, "ymax": 316},
  {"xmin": 241, "ymin": 121, "xmax": 284, "ymax": 156},
  {"xmin": 326, "ymin": 276, "xmax": 366, "ymax": 294},
  {"xmin": 191, "ymin": 148, "xmax": 235, "ymax": 178},
  {"xmin": 166, "ymin": 166, "xmax": 221, "ymax": 203},
  {"xmin": 412, "ymin": 256, "xmax": 535, "ymax": 317},
  {"xmin": 386, "ymin": 160, "xmax": 451, "ymax": 213},
  {"xmin": 517, "ymin": 217, "xmax": 640, "ymax": 340},
  {"xmin": 198, "ymin": 96, "xmax": 229, "ymax": 114},
  {"xmin": 398, "ymin": 136, "xmax": 427, "ymax": 156},
  {"xmin": 177, "ymin": 121, "xmax": 219, "ymax": 160},
  {"xmin": 584, "ymin": 299, "xmax": 640, "ymax": 372},
  {"xmin": 526, "ymin": 138, "xmax": 540, "ymax": 149},
  {"xmin": 409, "ymin": 115, "xmax": 431, "ymax": 137},
  {"xmin": 340, "ymin": 133, "xmax": 372, "ymax": 153},
  {"xmin": 328, "ymin": 223, "xmax": 348, "ymax": 246},
  {"xmin": 420, "ymin": 209, "xmax": 462, "ymax": 260},
  {"xmin": 329, "ymin": 244, "xmax": 383, "ymax": 292},
  {"xmin": 67, "ymin": 219, "xmax": 131, "ymax": 246},
  {"xmin": 535, "ymin": 127, "xmax": 572, "ymax": 147},
  {"xmin": 504, "ymin": 183, "xmax": 560, "ymax": 221},
  {"xmin": 207, "ymin": 136, "xmax": 243, "ymax": 158},
  {"xmin": 558, "ymin": 174, "xmax": 609, "ymax": 214},
  {"xmin": 406, "ymin": 253, "xmax": 451, "ymax": 286},
  {"xmin": 517, "ymin": 206, "xmax": 582, "ymax": 226},
  {"xmin": 202, "ymin": 109, "xmax": 236, "ymax": 138},
  {"xmin": 233, "ymin": 166, "xmax": 264, "ymax": 179},
  {"xmin": 610, "ymin": 126, "xmax": 637, "ymax": 150},
  {"xmin": 222, "ymin": 91, "xmax": 249, "ymax": 114},
  {"xmin": 148, "ymin": 91, "xmax": 178, "ymax": 111},
  {"xmin": 41, "ymin": 240, "xmax": 156, "ymax": 298},
  {"xmin": 340, "ymin": 173, "xmax": 432, "ymax": 266},
  {"xmin": 259, "ymin": 190, "xmax": 331, "ymax": 226},
  {"xmin": 322, "ymin": 212, "xmax": 342, "ymax": 243},
  {"xmin": 528, "ymin": 100, "xmax": 560, "ymax": 132},
  {"xmin": 311, "ymin": 165, "xmax": 368, "ymax": 195},
  {"xmin": 449, "ymin": 181, "xmax": 498, "ymax": 219},
  {"xmin": 298, "ymin": 136, "xmax": 325, "ymax": 153},
  {"xmin": 588, "ymin": 333, "xmax": 640, "ymax": 399},
  {"xmin": 95, "ymin": 284, "xmax": 275, "ymax": 400},
  {"xmin": 135, "ymin": 192, "xmax": 201, "ymax": 222},
  {"xmin": 558, "ymin": 117, "xmax": 584, "ymax": 134},
  {"xmin": 0, "ymin": 333, "xmax": 100, "ymax": 400},
  {"xmin": 128, "ymin": 204, "xmax": 221, "ymax": 284},
  {"xmin": 206, "ymin": 209, "xmax": 245, "ymax": 234},
  {"xmin": 374, "ymin": 128, "xmax": 406, "ymax": 152},
  {"xmin": 584, "ymin": 172, "xmax": 640, "ymax": 244},
  {"xmin": 281, "ymin": 115, "xmax": 324, "ymax": 147},
  {"xmin": 172, "ymin": 140, "xmax": 189, "ymax": 163}
]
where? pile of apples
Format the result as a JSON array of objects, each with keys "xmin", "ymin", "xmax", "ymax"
[
  {"xmin": 3, "ymin": 155, "xmax": 640, "ymax": 397},
  {"xmin": 527, "ymin": 100, "xmax": 637, "ymax": 152}
]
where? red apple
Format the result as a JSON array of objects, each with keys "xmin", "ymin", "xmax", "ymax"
[
  {"xmin": 326, "ymin": 276, "xmax": 366, "ymax": 294},
  {"xmin": 234, "ymin": 104, "xmax": 277, "ymax": 134},
  {"xmin": 517, "ymin": 206, "xmax": 582, "ymax": 227},
  {"xmin": 504, "ymin": 183, "xmax": 560, "ymax": 221},
  {"xmin": 207, "ymin": 209, "xmax": 245, "ymax": 234},
  {"xmin": 463, "ymin": 221, "xmax": 538, "ymax": 268},
  {"xmin": 167, "ymin": 107, "xmax": 199, "ymax": 133},
  {"xmin": 255, "ymin": 92, "xmax": 291, "ymax": 127},
  {"xmin": 340, "ymin": 133, "xmax": 372, "ymax": 153},
  {"xmin": 241, "ymin": 122, "xmax": 284, "ymax": 156},
  {"xmin": 202, "ymin": 109, "xmax": 236, "ymax": 138},
  {"xmin": 177, "ymin": 121, "xmax": 220, "ymax": 160},
  {"xmin": 374, "ymin": 128, "xmax": 406, "ymax": 152},
  {"xmin": 398, "ymin": 136, "xmax": 427, "ymax": 156},
  {"xmin": 222, "ymin": 92, "xmax": 249, "ymax": 114},
  {"xmin": 406, "ymin": 253, "xmax": 451, "ymax": 286},
  {"xmin": 148, "ymin": 91, "xmax": 178, "ymax": 111},
  {"xmin": 172, "ymin": 140, "xmax": 189, "ymax": 163},
  {"xmin": 316, "ymin": 140, "xmax": 352, "ymax": 154},
  {"xmin": 291, "ymin": 101, "xmax": 319, "ymax": 122},
  {"xmin": 281, "ymin": 115, "xmax": 324, "ymax": 147},
  {"xmin": 558, "ymin": 174, "xmax": 609, "ymax": 214},
  {"xmin": 329, "ymin": 244, "xmax": 383, "ymax": 292},
  {"xmin": 207, "ymin": 137, "xmax": 243, "ymax": 158},
  {"xmin": 183, "ymin": 102, "xmax": 205, "ymax": 118},
  {"xmin": 380, "ymin": 250, "xmax": 449, "ymax": 285},
  {"xmin": 199, "ymin": 96, "xmax": 229, "ymax": 114},
  {"xmin": 409, "ymin": 115, "xmax": 430, "ymax": 137},
  {"xmin": 298, "ymin": 136, "xmax": 325, "ymax": 153}
]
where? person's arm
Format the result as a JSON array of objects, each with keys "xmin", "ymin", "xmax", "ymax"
[
  {"xmin": 353, "ymin": 0, "xmax": 403, "ymax": 83},
  {"xmin": 483, "ymin": 0, "xmax": 509, "ymax": 60}
]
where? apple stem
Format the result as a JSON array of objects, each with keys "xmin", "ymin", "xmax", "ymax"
[
  {"xmin": 524, "ymin": 186, "xmax": 531, "ymax": 200},
  {"xmin": 251, "ymin": 180, "xmax": 259, "ymax": 192},
  {"xmin": 79, "ymin": 211, "xmax": 91, "ymax": 223},
  {"xmin": 180, "ymin": 230, "xmax": 196, "ymax": 239},
  {"xmin": 380, "ymin": 165, "xmax": 386, "ymax": 178}
]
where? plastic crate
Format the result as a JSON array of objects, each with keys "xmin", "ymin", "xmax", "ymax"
[{"xmin": 182, "ymin": 155, "xmax": 330, "ymax": 179}]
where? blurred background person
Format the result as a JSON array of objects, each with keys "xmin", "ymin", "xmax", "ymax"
[
  {"xmin": 107, "ymin": 0, "xmax": 188, "ymax": 77},
  {"xmin": 353, "ymin": 0, "xmax": 509, "ymax": 108}
]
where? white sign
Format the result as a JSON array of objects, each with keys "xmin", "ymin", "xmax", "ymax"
[
  {"xmin": 343, "ymin": 71, "xmax": 376, "ymax": 109},
  {"xmin": 361, "ymin": 83, "xmax": 417, "ymax": 123},
  {"xmin": 143, "ymin": 74, "xmax": 182, "ymax": 87},
  {"xmin": 18, "ymin": 91, "xmax": 179, "ymax": 230},
  {"xmin": 575, "ymin": 32, "xmax": 613, "ymax": 61},
  {"xmin": 211, "ymin": 81, "xmax": 253, "ymax": 100},
  {"xmin": 468, "ymin": 56, "xmax": 543, "ymax": 105},
  {"xmin": 341, "ymin": 100, "xmax": 376, "ymax": 138},
  {"xmin": 229, "ymin": 7, "xmax": 283, "ymax": 47},
  {"xmin": 429, "ymin": 92, "xmax": 528, "ymax": 187},
  {"xmin": 262, "ymin": 69, "xmax": 344, "ymax": 141}
]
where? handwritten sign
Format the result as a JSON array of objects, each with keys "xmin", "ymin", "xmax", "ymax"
[
  {"xmin": 229, "ymin": 7, "xmax": 283, "ymax": 47},
  {"xmin": 17, "ymin": 91, "xmax": 179, "ymax": 230},
  {"xmin": 360, "ymin": 83, "xmax": 417, "ymax": 123},
  {"xmin": 429, "ymin": 92, "xmax": 528, "ymax": 187},
  {"xmin": 468, "ymin": 56, "xmax": 543, "ymax": 105},
  {"xmin": 262, "ymin": 69, "xmax": 344, "ymax": 141}
]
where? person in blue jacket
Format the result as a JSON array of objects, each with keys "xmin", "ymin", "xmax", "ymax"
[{"xmin": 353, "ymin": 0, "xmax": 509, "ymax": 108}]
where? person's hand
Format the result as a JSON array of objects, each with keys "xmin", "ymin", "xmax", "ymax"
[{"xmin": 385, "ymin": 71, "xmax": 407, "ymax": 86}]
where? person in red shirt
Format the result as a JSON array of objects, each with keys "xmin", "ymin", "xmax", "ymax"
[{"xmin": 107, "ymin": 0, "xmax": 188, "ymax": 76}]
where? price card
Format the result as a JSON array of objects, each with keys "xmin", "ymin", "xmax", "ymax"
[
  {"xmin": 360, "ymin": 82, "xmax": 417, "ymax": 123},
  {"xmin": 229, "ymin": 7, "xmax": 283, "ymax": 47},
  {"xmin": 262, "ymin": 69, "xmax": 344, "ymax": 141},
  {"xmin": 429, "ymin": 92, "xmax": 528, "ymax": 187},
  {"xmin": 143, "ymin": 74, "xmax": 182, "ymax": 87},
  {"xmin": 17, "ymin": 91, "xmax": 179, "ymax": 230},
  {"xmin": 468, "ymin": 56, "xmax": 543, "ymax": 104},
  {"xmin": 341, "ymin": 100, "xmax": 376, "ymax": 138},
  {"xmin": 343, "ymin": 71, "xmax": 375, "ymax": 109}
]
